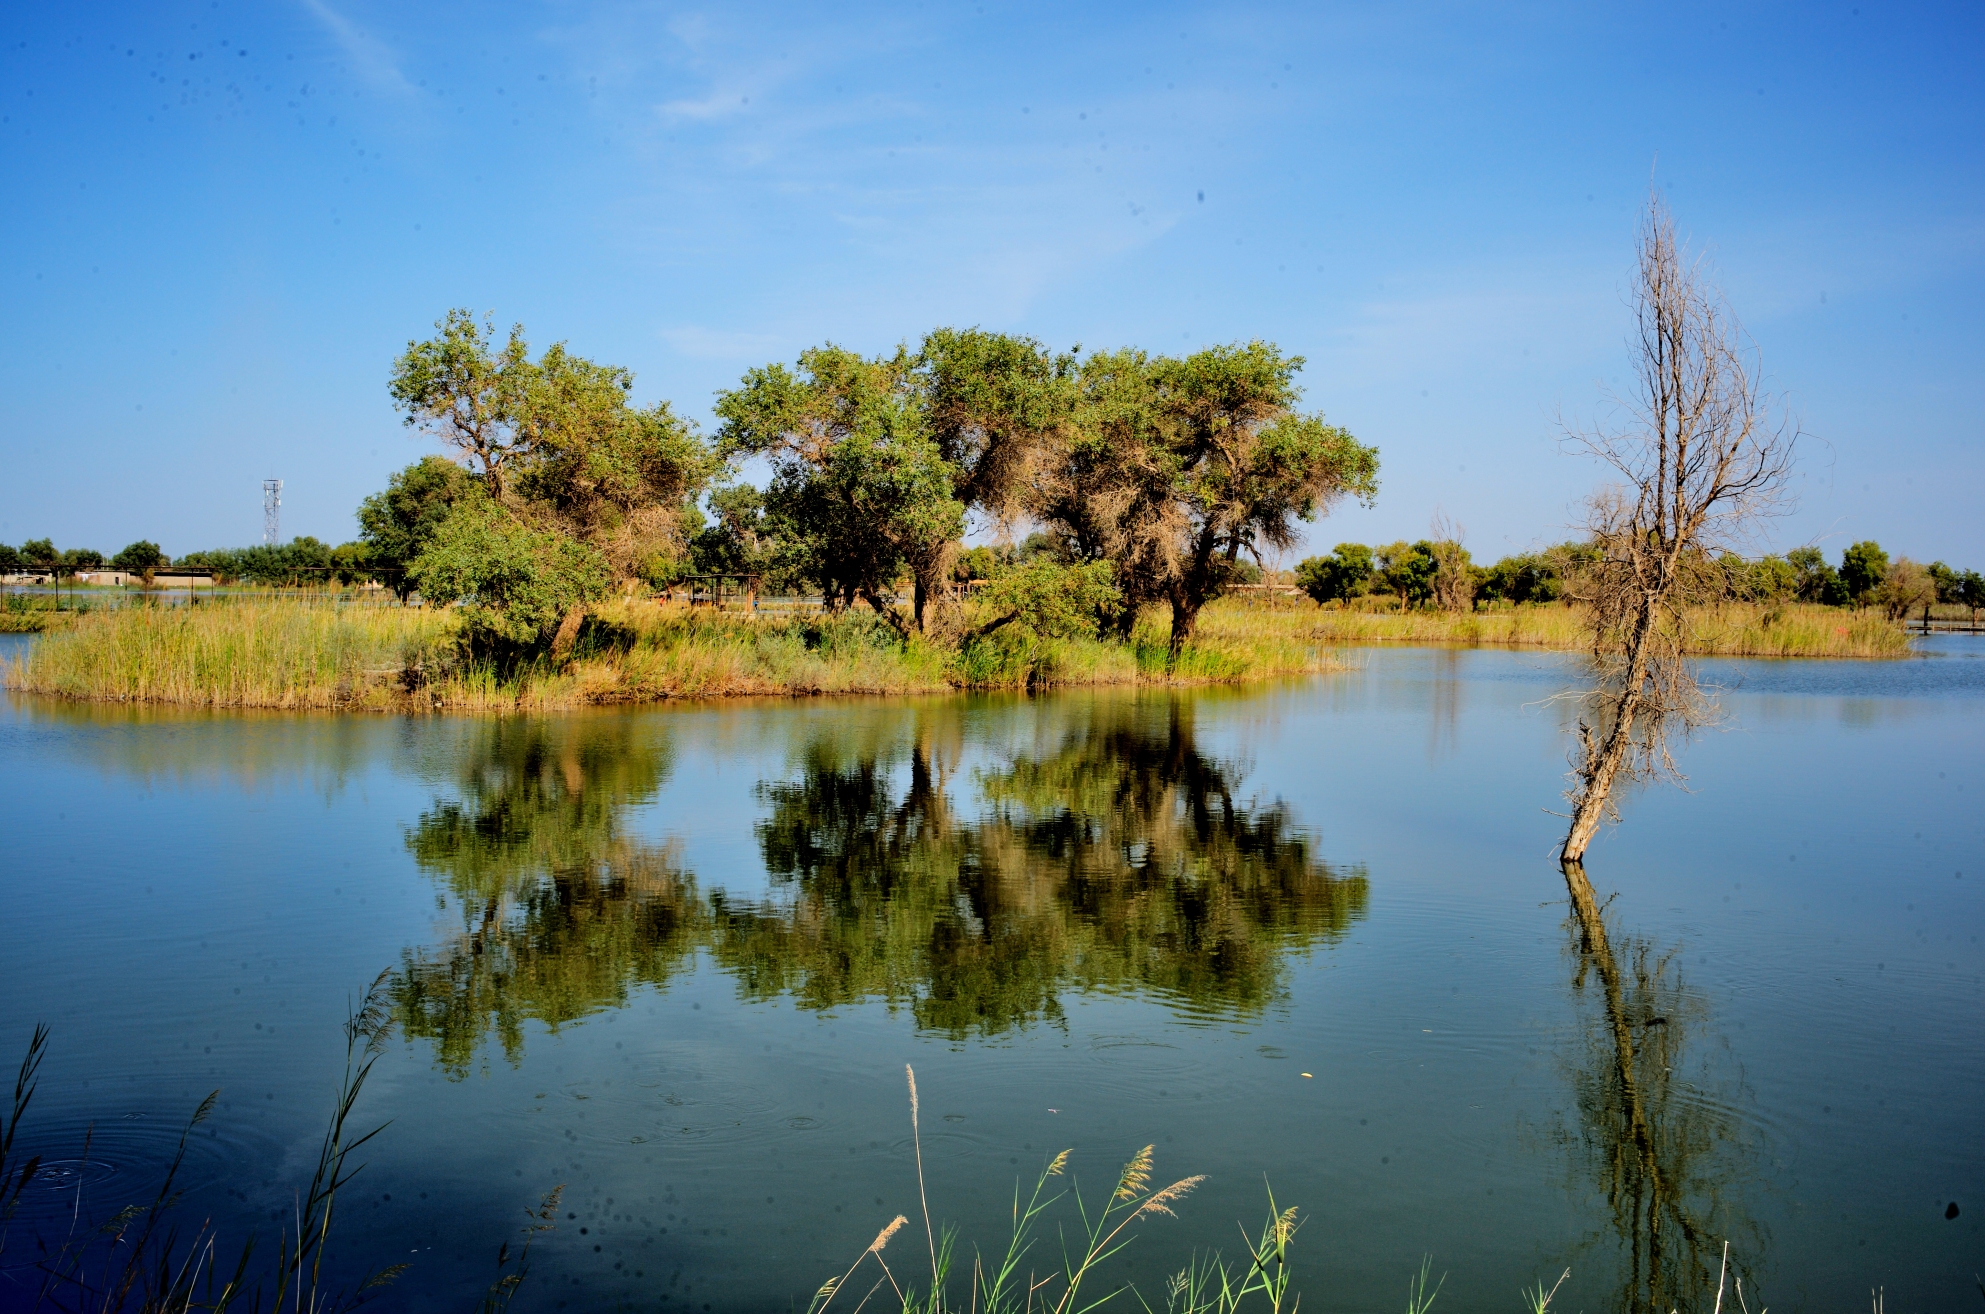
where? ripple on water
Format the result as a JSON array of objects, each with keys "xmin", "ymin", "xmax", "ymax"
[{"xmin": 3, "ymin": 1108, "xmax": 277, "ymax": 1235}]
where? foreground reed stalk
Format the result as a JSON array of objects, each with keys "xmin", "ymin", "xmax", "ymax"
[
  {"xmin": 0, "ymin": 976, "xmax": 562, "ymax": 1314},
  {"xmin": 808, "ymin": 1065, "xmax": 1301, "ymax": 1314}
]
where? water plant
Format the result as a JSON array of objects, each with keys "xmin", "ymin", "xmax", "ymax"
[
  {"xmin": 806, "ymin": 1065, "xmax": 1296, "ymax": 1314},
  {"xmin": 0, "ymin": 976, "xmax": 557, "ymax": 1314}
]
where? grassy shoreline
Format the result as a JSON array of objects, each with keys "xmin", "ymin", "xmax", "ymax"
[{"xmin": 2, "ymin": 596, "xmax": 1912, "ymax": 711}]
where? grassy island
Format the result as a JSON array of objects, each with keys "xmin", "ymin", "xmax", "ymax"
[{"xmin": 2, "ymin": 595, "xmax": 1910, "ymax": 712}]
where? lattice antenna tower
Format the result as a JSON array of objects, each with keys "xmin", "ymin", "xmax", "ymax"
[{"xmin": 263, "ymin": 478, "xmax": 283, "ymax": 546}]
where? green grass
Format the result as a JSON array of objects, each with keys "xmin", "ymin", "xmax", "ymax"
[
  {"xmin": 5, "ymin": 592, "xmax": 1912, "ymax": 711},
  {"xmin": 3, "ymin": 598, "xmax": 456, "ymax": 708}
]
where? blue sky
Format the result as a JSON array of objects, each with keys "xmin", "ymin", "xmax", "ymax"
[{"xmin": 2, "ymin": 0, "xmax": 1980, "ymax": 566}]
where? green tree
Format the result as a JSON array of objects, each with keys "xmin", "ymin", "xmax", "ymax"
[
  {"xmin": 1147, "ymin": 344, "xmax": 1377, "ymax": 654},
  {"xmin": 508, "ymin": 343, "xmax": 716, "ymax": 579},
  {"xmin": 1478, "ymin": 552, "xmax": 1563, "ymax": 605},
  {"xmin": 1957, "ymin": 569, "xmax": 1985, "ymax": 623},
  {"xmin": 1038, "ymin": 343, "xmax": 1378, "ymax": 656},
  {"xmin": 329, "ymin": 541, "xmax": 373, "ymax": 585},
  {"xmin": 1294, "ymin": 543, "xmax": 1375, "ymax": 604},
  {"xmin": 689, "ymin": 483, "xmax": 775, "ymax": 578},
  {"xmin": 0, "ymin": 544, "xmax": 20, "ymax": 572},
  {"xmin": 389, "ymin": 310, "xmax": 535, "ymax": 497},
  {"xmin": 20, "ymin": 538, "xmax": 56, "ymax": 567},
  {"xmin": 1838, "ymin": 540, "xmax": 1888, "ymax": 603},
  {"xmin": 110, "ymin": 541, "xmax": 167, "ymax": 571},
  {"xmin": 357, "ymin": 455, "xmax": 476, "ymax": 597},
  {"xmin": 1375, "ymin": 541, "xmax": 1437, "ymax": 609},
  {"xmin": 1786, "ymin": 546, "xmax": 1845, "ymax": 605},
  {"xmin": 717, "ymin": 346, "xmax": 964, "ymax": 628},
  {"xmin": 969, "ymin": 559, "xmax": 1121, "ymax": 640},
  {"xmin": 411, "ymin": 492, "xmax": 613, "ymax": 649},
  {"xmin": 389, "ymin": 313, "xmax": 717, "ymax": 643},
  {"xmin": 1926, "ymin": 561, "xmax": 1960, "ymax": 604},
  {"xmin": 1872, "ymin": 558, "xmax": 1936, "ymax": 622},
  {"xmin": 1736, "ymin": 554, "xmax": 1798, "ymax": 601},
  {"xmin": 58, "ymin": 547, "xmax": 105, "ymax": 573}
]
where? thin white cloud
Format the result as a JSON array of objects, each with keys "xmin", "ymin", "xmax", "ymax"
[{"xmin": 298, "ymin": 0, "xmax": 417, "ymax": 97}]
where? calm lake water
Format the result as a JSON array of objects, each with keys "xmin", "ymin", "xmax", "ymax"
[{"xmin": 1, "ymin": 636, "xmax": 1979, "ymax": 1312}]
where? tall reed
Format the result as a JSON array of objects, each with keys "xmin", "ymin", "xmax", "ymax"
[
  {"xmin": 0, "ymin": 977, "xmax": 558, "ymax": 1314},
  {"xmin": 806, "ymin": 1065, "xmax": 1294, "ymax": 1314}
]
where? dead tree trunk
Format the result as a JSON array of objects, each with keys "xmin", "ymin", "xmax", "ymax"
[{"xmin": 1556, "ymin": 191, "xmax": 1796, "ymax": 863}]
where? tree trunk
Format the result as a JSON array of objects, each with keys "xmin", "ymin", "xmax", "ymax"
[
  {"xmin": 548, "ymin": 604, "xmax": 586, "ymax": 659},
  {"xmin": 1167, "ymin": 594, "xmax": 1200, "ymax": 663},
  {"xmin": 1561, "ymin": 594, "xmax": 1658, "ymax": 863}
]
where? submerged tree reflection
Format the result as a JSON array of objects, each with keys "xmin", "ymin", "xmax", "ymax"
[
  {"xmin": 1557, "ymin": 862, "xmax": 1763, "ymax": 1312},
  {"xmin": 393, "ymin": 699, "xmax": 1368, "ymax": 1070}
]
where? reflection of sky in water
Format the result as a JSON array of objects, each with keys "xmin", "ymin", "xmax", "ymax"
[{"xmin": 2, "ymin": 643, "xmax": 1980, "ymax": 1311}]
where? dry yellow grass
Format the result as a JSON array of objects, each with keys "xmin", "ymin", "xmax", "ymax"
[{"xmin": 1211, "ymin": 595, "xmax": 1910, "ymax": 658}]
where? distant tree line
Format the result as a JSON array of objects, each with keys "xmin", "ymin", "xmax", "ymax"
[
  {"xmin": 0, "ymin": 538, "xmax": 169, "ymax": 575},
  {"xmin": 1294, "ymin": 536, "xmax": 1983, "ymax": 622}
]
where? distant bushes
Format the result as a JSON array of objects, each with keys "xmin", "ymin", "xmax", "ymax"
[{"xmin": 1294, "ymin": 536, "xmax": 1979, "ymax": 620}]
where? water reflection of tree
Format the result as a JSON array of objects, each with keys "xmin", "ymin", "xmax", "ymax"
[
  {"xmin": 393, "ymin": 717, "xmax": 705, "ymax": 1073},
  {"xmin": 392, "ymin": 700, "xmax": 1368, "ymax": 1068},
  {"xmin": 715, "ymin": 700, "xmax": 1368, "ymax": 1037},
  {"xmin": 1557, "ymin": 862, "xmax": 1763, "ymax": 1312}
]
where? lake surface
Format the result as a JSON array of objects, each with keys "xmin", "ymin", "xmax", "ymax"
[{"xmin": 1, "ymin": 636, "xmax": 1979, "ymax": 1312}]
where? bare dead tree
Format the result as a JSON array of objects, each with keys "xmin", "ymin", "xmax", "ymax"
[{"xmin": 1559, "ymin": 195, "xmax": 1798, "ymax": 863}]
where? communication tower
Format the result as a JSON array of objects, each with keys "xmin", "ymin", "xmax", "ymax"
[{"xmin": 263, "ymin": 479, "xmax": 283, "ymax": 545}]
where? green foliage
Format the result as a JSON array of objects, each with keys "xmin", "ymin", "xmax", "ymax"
[
  {"xmin": 952, "ymin": 544, "xmax": 1005, "ymax": 582},
  {"xmin": 111, "ymin": 540, "xmax": 167, "ymax": 571},
  {"xmin": 1786, "ymin": 546, "xmax": 1846, "ymax": 605},
  {"xmin": 411, "ymin": 494, "xmax": 613, "ymax": 647},
  {"xmin": 1719, "ymin": 552, "xmax": 1798, "ymax": 602},
  {"xmin": 914, "ymin": 326, "xmax": 1077, "ymax": 522},
  {"xmin": 508, "ymin": 343, "xmax": 717, "ymax": 574},
  {"xmin": 390, "ymin": 311, "xmax": 716, "ymax": 580},
  {"xmin": 58, "ymin": 546, "xmax": 105, "ymax": 571},
  {"xmin": 1375, "ymin": 541, "xmax": 1437, "ymax": 608},
  {"xmin": 1838, "ymin": 540, "xmax": 1888, "ymax": 602},
  {"xmin": 329, "ymin": 541, "xmax": 373, "ymax": 584},
  {"xmin": 1039, "ymin": 342, "xmax": 1378, "ymax": 652},
  {"xmin": 179, "ymin": 537, "xmax": 334, "ymax": 585},
  {"xmin": 388, "ymin": 310, "xmax": 535, "ymax": 493},
  {"xmin": 690, "ymin": 483, "xmax": 777, "ymax": 579},
  {"xmin": 0, "ymin": 543, "xmax": 19, "ymax": 572},
  {"xmin": 974, "ymin": 560, "xmax": 1122, "ymax": 639},
  {"xmin": 1294, "ymin": 543, "xmax": 1375, "ymax": 603},
  {"xmin": 1956, "ymin": 569, "xmax": 1985, "ymax": 614},
  {"xmin": 20, "ymin": 538, "xmax": 56, "ymax": 566},
  {"xmin": 1478, "ymin": 552, "xmax": 1563, "ymax": 605},
  {"xmin": 357, "ymin": 455, "xmax": 477, "ymax": 593},
  {"xmin": 717, "ymin": 345, "xmax": 964, "ymax": 624}
]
